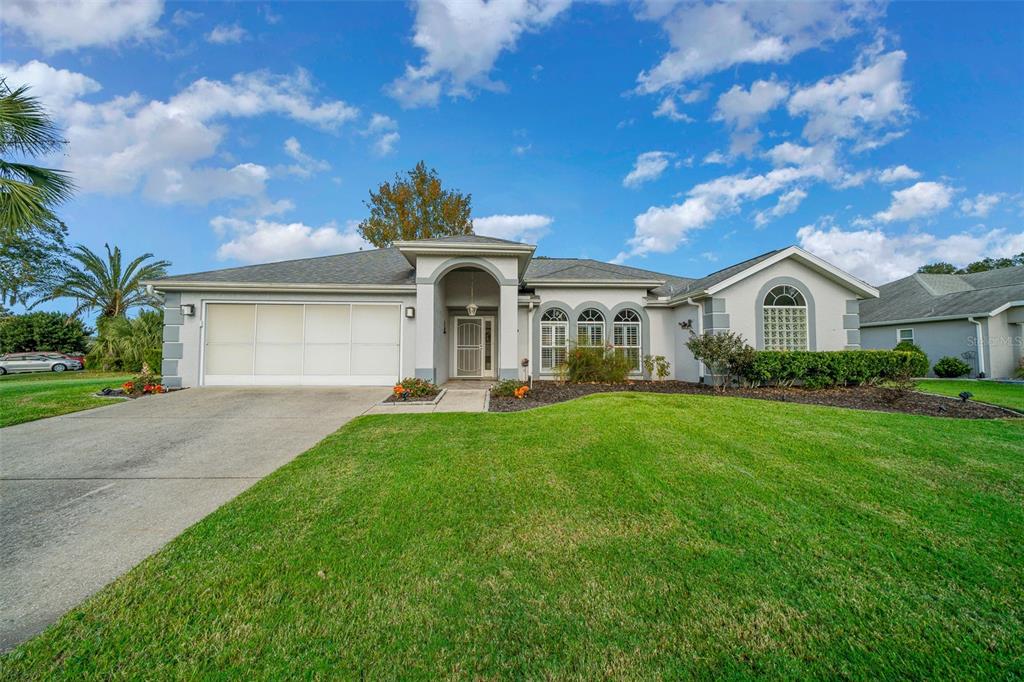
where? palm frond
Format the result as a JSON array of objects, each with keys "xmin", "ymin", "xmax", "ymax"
[{"xmin": 0, "ymin": 82, "xmax": 68, "ymax": 157}]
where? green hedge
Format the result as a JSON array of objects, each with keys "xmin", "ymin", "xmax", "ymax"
[{"xmin": 741, "ymin": 350, "xmax": 929, "ymax": 389}]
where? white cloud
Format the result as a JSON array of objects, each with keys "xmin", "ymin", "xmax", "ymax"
[
  {"xmin": 788, "ymin": 48, "xmax": 909, "ymax": 143},
  {"xmin": 366, "ymin": 113, "xmax": 398, "ymax": 133},
  {"xmin": 387, "ymin": 0, "xmax": 571, "ymax": 107},
  {"xmin": 1, "ymin": 0, "xmax": 164, "ymax": 53},
  {"xmin": 206, "ymin": 24, "xmax": 249, "ymax": 44},
  {"xmin": 959, "ymin": 192, "xmax": 1003, "ymax": 218},
  {"xmin": 703, "ymin": 150, "xmax": 728, "ymax": 165},
  {"xmin": 0, "ymin": 59, "xmax": 101, "ymax": 111},
  {"xmin": 874, "ymin": 181, "xmax": 953, "ymax": 223},
  {"xmin": 877, "ymin": 164, "xmax": 920, "ymax": 183},
  {"xmin": 797, "ymin": 222, "xmax": 1024, "ymax": 283},
  {"xmin": 755, "ymin": 187, "xmax": 807, "ymax": 226},
  {"xmin": 149, "ymin": 163, "xmax": 268, "ymax": 204},
  {"xmin": 714, "ymin": 79, "xmax": 789, "ymax": 129},
  {"xmin": 3, "ymin": 62, "xmax": 358, "ymax": 204},
  {"xmin": 614, "ymin": 196, "xmax": 715, "ymax": 263},
  {"xmin": 623, "ymin": 151, "xmax": 674, "ymax": 188},
  {"xmin": 281, "ymin": 137, "xmax": 330, "ymax": 178},
  {"xmin": 171, "ymin": 9, "xmax": 202, "ymax": 27},
  {"xmin": 473, "ymin": 214, "xmax": 552, "ymax": 242},
  {"xmin": 213, "ymin": 216, "xmax": 370, "ymax": 263},
  {"xmin": 635, "ymin": 1, "xmax": 876, "ymax": 94},
  {"xmin": 653, "ymin": 95, "xmax": 694, "ymax": 123},
  {"xmin": 373, "ymin": 132, "xmax": 400, "ymax": 156}
]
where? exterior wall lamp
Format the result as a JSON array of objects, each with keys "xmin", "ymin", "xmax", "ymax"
[
  {"xmin": 405, "ymin": 306, "xmax": 415, "ymax": 318},
  {"xmin": 180, "ymin": 304, "xmax": 196, "ymax": 317}
]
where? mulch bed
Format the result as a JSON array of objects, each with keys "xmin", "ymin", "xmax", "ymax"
[
  {"xmin": 383, "ymin": 392, "xmax": 441, "ymax": 404},
  {"xmin": 489, "ymin": 380, "xmax": 1020, "ymax": 419}
]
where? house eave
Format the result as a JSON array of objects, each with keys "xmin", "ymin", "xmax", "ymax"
[
  {"xmin": 526, "ymin": 279, "xmax": 664, "ymax": 288},
  {"xmin": 147, "ymin": 280, "xmax": 416, "ymax": 294}
]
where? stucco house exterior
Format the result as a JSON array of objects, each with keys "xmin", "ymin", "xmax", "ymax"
[
  {"xmin": 150, "ymin": 235, "xmax": 878, "ymax": 388},
  {"xmin": 860, "ymin": 266, "xmax": 1024, "ymax": 378}
]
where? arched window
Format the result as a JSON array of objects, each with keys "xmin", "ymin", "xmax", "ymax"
[
  {"xmin": 577, "ymin": 308, "xmax": 605, "ymax": 347},
  {"xmin": 763, "ymin": 285, "xmax": 808, "ymax": 350},
  {"xmin": 540, "ymin": 308, "xmax": 568, "ymax": 370},
  {"xmin": 613, "ymin": 309, "xmax": 641, "ymax": 372}
]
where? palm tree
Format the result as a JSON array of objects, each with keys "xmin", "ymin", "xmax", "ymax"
[
  {"xmin": 38, "ymin": 244, "xmax": 171, "ymax": 319},
  {"xmin": 0, "ymin": 79, "xmax": 75, "ymax": 304}
]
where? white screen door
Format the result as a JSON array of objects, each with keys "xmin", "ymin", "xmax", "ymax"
[{"xmin": 454, "ymin": 316, "xmax": 495, "ymax": 377}]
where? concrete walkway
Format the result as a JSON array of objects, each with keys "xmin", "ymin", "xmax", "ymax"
[
  {"xmin": 0, "ymin": 386, "xmax": 386, "ymax": 651},
  {"xmin": 364, "ymin": 385, "xmax": 488, "ymax": 414}
]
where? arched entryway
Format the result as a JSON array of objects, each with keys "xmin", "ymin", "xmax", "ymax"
[{"xmin": 439, "ymin": 266, "xmax": 501, "ymax": 379}]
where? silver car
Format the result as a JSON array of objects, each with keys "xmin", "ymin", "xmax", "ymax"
[{"xmin": 0, "ymin": 352, "xmax": 84, "ymax": 375}]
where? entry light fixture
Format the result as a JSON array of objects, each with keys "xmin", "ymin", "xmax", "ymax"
[
  {"xmin": 466, "ymin": 272, "xmax": 478, "ymax": 316},
  {"xmin": 180, "ymin": 304, "xmax": 195, "ymax": 317},
  {"xmin": 405, "ymin": 306, "xmax": 415, "ymax": 318}
]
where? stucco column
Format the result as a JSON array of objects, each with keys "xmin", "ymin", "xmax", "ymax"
[
  {"xmin": 415, "ymin": 282, "xmax": 435, "ymax": 382},
  {"xmin": 499, "ymin": 283, "xmax": 519, "ymax": 380}
]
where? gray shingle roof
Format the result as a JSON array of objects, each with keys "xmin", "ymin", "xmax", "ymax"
[
  {"xmin": 667, "ymin": 249, "xmax": 783, "ymax": 298},
  {"xmin": 402, "ymin": 234, "xmax": 530, "ymax": 246},
  {"xmin": 523, "ymin": 257, "xmax": 693, "ymax": 294},
  {"xmin": 860, "ymin": 266, "xmax": 1024, "ymax": 324},
  {"xmin": 155, "ymin": 247, "xmax": 414, "ymax": 285}
]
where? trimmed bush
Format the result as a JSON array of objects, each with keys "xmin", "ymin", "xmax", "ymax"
[
  {"xmin": 741, "ymin": 350, "xmax": 928, "ymax": 389},
  {"xmin": 933, "ymin": 356, "xmax": 972, "ymax": 378},
  {"xmin": 0, "ymin": 312, "xmax": 91, "ymax": 354},
  {"xmin": 563, "ymin": 345, "xmax": 634, "ymax": 383},
  {"xmin": 490, "ymin": 378, "xmax": 527, "ymax": 397},
  {"xmin": 393, "ymin": 377, "xmax": 439, "ymax": 398}
]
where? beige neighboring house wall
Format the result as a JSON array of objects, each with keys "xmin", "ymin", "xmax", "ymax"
[{"xmin": 714, "ymin": 258, "xmax": 863, "ymax": 351}]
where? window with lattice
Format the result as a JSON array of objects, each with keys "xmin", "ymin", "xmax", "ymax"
[
  {"xmin": 577, "ymin": 308, "xmax": 605, "ymax": 347},
  {"xmin": 763, "ymin": 285, "xmax": 808, "ymax": 351},
  {"xmin": 612, "ymin": 309, "xmax": 641, "ymax": 371},
  {"xmin": 540, "ymin": 308, "xmax": 568, "ymax": 370}
]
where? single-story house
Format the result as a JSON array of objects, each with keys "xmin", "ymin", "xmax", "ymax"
[
  {"xmin": 860, "ymin": 266, "xmax": 1024, "ymax": 378},
  {"xmin": 149, "ymin": 236, "xmax": 878, "ymax": 388}
]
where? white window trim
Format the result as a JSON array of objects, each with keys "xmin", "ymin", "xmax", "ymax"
[
  {"xmin": 540, "ymin": 310, "xmax": 569, "ymax": 371},
  {"xmin": 896, "ymin": 327, "xmax": 915, "ymax": 344},
  {"xmin": 576, "ymin": 309, "xmax": 606, "ymax": 348},
  {"xmin": 612, "ymin": 310, "xmax": 642, "ymax": 372}
]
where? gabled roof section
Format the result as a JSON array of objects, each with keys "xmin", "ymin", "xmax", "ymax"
[
  {"xmin": 151, "ymin": 247, "xmax": 414, "ymax": 290},
  {"xmin": 524, "ymin": 257, "xmax": 693, "ymax": 291},
  {"xmin": 666, "ymin": 246, "xmax": 878, "ymax": 301},
  {"xmin": 860, "ymin": 265, "xmax": 1024, "ymax": 325},
  {"xmin": 394, "ymin": 234, "xmax": 536, "ymax": 277},
  {"xmin": 399, "ymin": 234, "xmax": 530, "ymax": 246}
]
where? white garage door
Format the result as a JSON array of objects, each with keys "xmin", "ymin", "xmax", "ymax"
[{"xmin": 202, "ymin": 303, "xmax": 401, "ymax": 386}]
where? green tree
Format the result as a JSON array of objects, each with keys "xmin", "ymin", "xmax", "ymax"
[
  {"xmin": 37, "ymin": 244, "xmax": 170, "ymax": 319},
  {"xmin": 358, "ymin": 161, "xmax": 473, "ymax": 247},
  {"xmin": 87, "ymin": 310, "xmax": 163, "ymax": 371},
  {"xmin": 0, "ymin": 311, "xmax": 91, "ymax": 354},
  {"xmin": 685, "ymin": 330, "xmax": 755, "ymax": 390},
  {"xmin": 918, "ymin": 253, "xmax": 1023, "ymax": 275},
  {"xmin": 0, "ymin": 79, "xmax": 75, "ymax": 305}
]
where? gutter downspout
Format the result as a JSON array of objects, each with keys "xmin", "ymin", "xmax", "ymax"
[
  {"xmin": 527, "ymin": 301, "xmax": 535, "ymax": 386},
  {"xmin": 968, "ymin": 316, "xmax": 986, "ymax": 378},
  {"xmin": 687, "ymin": 297, "xmax": 704, "ymax": 382}
]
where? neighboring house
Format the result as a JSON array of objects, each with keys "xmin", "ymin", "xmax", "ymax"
[
  {"xmin": 149, "ymin": 236, "xmax": 878, "ymax": 388},
  {"xmin": 860, "ymin": 266, "xmax": 1024, "ymax": 378}
]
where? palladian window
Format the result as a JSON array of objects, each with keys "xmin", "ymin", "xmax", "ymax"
[
  {"xmin": 540, "ymin": 308, "xmax": 568, "ymax": 370},
  {"xmin": 613, "ymin": 309, "xmax": 641, "ymax": 372},
  {"xmin": 763, "ymin": 285, "xmax": 808, "ymax": 350},
  {"xmin": 577, "ymin": 308, "xmax": 605, "ymax": 347}
]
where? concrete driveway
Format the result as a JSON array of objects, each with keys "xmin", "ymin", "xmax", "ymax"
[{"xmin": 0, "ymin": 386, "xmax": 387, "ymax": 651}]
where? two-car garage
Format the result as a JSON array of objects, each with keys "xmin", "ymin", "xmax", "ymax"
[{"xmin": 201, "ymin": 302, "xmax": 402, "ymax": 386}]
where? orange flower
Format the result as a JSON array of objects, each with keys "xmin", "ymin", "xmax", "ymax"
[
  {"xmin": 122, "ymin": 381, "xmax": 135, "ymax": 392},
  {"xmin": 393, "ymin": 385, "xmax": 406, "ymax": 395},
  {"xmin": 513, "ymin": 385, "xmax": 529, "ymax": 399}
]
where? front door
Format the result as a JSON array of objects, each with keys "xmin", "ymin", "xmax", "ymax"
[{"xmin": 454, "ymin": 316, "xmax": 495, "ymax": 378}]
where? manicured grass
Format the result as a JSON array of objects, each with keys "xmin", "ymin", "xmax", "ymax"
[
  {"xmin": 3, "ymin": 394, "xmax": 1022, "ymax": 678},
  {"xmin": 916, "ymin": 379, "xmax": 1024, "ymax": 412},
  {"xmin": 0, "ymin": 372, "xmax": 131, "ymax": 427}
]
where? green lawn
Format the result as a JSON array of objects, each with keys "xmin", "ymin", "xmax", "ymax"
[
  {"xmin": 3, "ymin": 394, "xmax": 1022, "ymax": 678},
  {"xmin": 916, "ymin": 379, "xmax": 1024, "ymax": 412},
  {"xmin": 0, "ymin": 372, "xmax": 131, "ymax": 427}
]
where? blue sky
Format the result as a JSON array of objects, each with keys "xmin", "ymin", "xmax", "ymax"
[{"xmin": 3, "ymin": 0, "xmax": 1022, "ymax": 306}]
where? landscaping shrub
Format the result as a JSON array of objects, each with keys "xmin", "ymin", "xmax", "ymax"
[
  {"xmin": 1015, "ymin": 358, "xmax": 1024, "ymax": 379},
  {"xmin": 685, "ymin": 331, "xmax": 755, "ymax": 389},
  {"xmin": 490, "ymin": 378, "xmax": 528, "ymax": 397},
  {"xmin": 933, "ymin": 356, "xmax": 972, "ymax": 378},
  {"xmin": 894, "ymin": 339, "xmax": 929, "ymax": 370},
  {"xmin": 87, "ymin": 311, "xmax": 163, "ymax": 371},
  {"xmin": 741, "ymin": 350, "xmax": 928, "ymax": 388},
  {"xmin": 0, "ymin": 311, "xmax": 91, "ymax": 354},
  {"xmin": 393, "ymin": 377, "xmax": 439, "ymax": 398},
  {"xmin": 563, "ymin": 345, "xmax": 634, "ymax": 383},
  {"xmin": 643, "ymin": 354, "xmax": 672, "ymax": 380},
  {"xmin": 121, "ymin": 369, "xmax": 164, "ymax": 397}
]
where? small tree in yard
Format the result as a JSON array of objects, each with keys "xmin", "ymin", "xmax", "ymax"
[
  {"xmin": 685, "ymin": 331, "xmax": 755, "ymax": 390},
  {"xmin": 0, "ymin": 311, "xmax": 90, "ymax": 354}
]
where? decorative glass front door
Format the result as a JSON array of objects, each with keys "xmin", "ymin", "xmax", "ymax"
[{"xmin": 454, "ymin": 316, "xmax": 495, "ymax": 377}]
